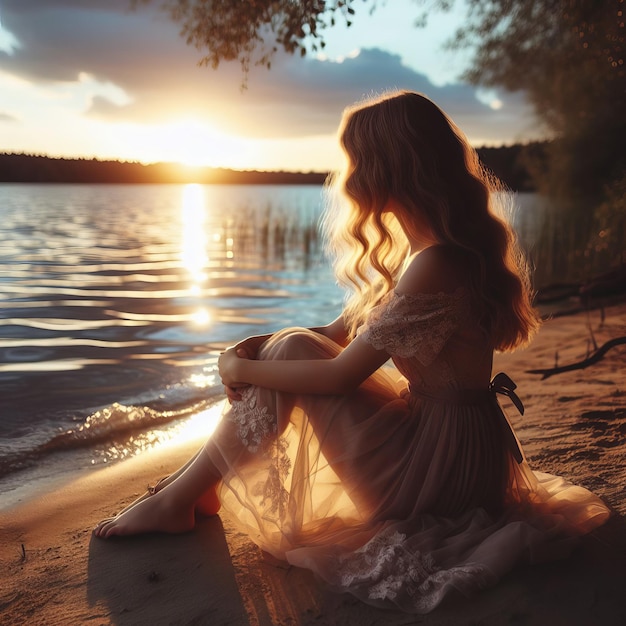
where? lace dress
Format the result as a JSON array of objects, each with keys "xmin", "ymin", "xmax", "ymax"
[{"xmin": 204, "ymin": 288, "xmax": 610, "ymax": 613}]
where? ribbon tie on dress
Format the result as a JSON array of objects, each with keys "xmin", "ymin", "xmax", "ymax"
[
  {"xmin": 489, "ymin": 372, "xmax": 524, "ymax": 416},
  {"xmin": 489, "ymin": 372, "xmax": 524, "ymax": 464}
]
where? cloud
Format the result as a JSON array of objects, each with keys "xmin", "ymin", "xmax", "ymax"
[
  {"xmin": 0, "ymin": 0, "xmax": 189, "ymax": 84},
  {"xmin": 0, "ymin": 111, "xmax": 18, "ymax": 123},
  {"xmin": 0, "ymin": 0, "xmax": 539, "ymax": 144},
  {"xmin": 87, "ymin": 95, "xmax": 132, "ymax": 118}
]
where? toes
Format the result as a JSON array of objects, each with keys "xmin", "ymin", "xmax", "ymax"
[{"xmin": 93, "ymin": 518, "xmax": 117, "ymax": 538}]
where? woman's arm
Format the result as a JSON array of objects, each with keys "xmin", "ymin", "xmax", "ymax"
[
  {"xmin": 308, "ymin": 315, "xmax": 350, "ymax": 347},
  {"xmin": 231, "ymin": 314, "xmax": 348, "ymax": 361},
  {"xmin": 218, "ymin": 333, "xmax": 388, "ymax": 395},
  {"xmin": 222, "ymin": 317, "xmax": 349, "ymax": 401}
]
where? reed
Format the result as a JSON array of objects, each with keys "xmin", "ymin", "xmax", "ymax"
[
  {"xmin": 221, "ymin": 204, "xmax": 322, "ymax": 269},
  {"xmin": 520, "ymin": 180, "xmax": 626, "ymax": 293},
  {"xmin": 218, "ymin": 192, "xmax": 625, "ymax": 292}
]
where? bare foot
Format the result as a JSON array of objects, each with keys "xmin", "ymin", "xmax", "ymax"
[
  {"xmin": 93, "ymin": 489, "xmax": 195, "ymax": 539},
  {"xmin": 106, "ymin": 475, "xmax": 170, "ymax": 519},
  {"xmin": 108, "ymin": 448, "xmax": 204, "ymax": 518},
  {"xmin": 110, "ymin": 479, "xmax": 220, "ymax": 524}
]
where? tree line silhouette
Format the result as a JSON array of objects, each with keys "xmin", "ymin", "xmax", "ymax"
[{"xmin": 0, "ymin": 143, "xmax": 544, "ymax": 190}]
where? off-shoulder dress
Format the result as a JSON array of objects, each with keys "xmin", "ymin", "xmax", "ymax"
[{"xmin": 203, "ymin": 287, "xmax": 609, "ymax": 613}]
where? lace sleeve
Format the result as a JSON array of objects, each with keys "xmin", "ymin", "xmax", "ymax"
[{"xmin": 357, "ymin": 288, "xmax": 468, "ymax": 366}]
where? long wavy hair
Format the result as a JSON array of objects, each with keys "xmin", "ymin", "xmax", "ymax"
[{"xmin": 322, "ymin": 90, "xmax": 540, "ymax": 351}]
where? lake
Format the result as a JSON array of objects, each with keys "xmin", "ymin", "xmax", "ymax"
[{"xmin": 0, "ymin": 183, "xmax": 542, "ymax": 505}]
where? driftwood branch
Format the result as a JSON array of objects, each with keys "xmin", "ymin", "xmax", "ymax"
[{"xmin": 527, "ymin": 336, "xmax": 626, "ymax": 379}]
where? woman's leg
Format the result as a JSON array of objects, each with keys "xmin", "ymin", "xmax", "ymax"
[
  {"xmin": 107, "ymin": 446, "xmax": 207, "ymax": 518},
  {"xmin": 93, "ymin": 449, "xmax": 221, "ymax": 538}
]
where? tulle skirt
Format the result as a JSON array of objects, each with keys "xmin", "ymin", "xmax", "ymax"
[{"xmin": 204, "ymin": 328, "xmax": 610, "ymax": 613}]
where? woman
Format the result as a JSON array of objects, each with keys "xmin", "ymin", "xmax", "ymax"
[{"xmin": 95, "ymin": 91, "xmax": 609, "ymax": 613}]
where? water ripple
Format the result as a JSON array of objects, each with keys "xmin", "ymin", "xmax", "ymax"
[{"xmin": 0, "ymin": 183, "xmax": 344, "ymax": 478}]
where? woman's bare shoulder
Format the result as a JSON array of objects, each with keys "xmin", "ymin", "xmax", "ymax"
[{"xmin": 396, "ymin": 245, "xmax": 471, "ymax": 295}]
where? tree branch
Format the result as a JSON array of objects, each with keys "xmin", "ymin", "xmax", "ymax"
[{"xmin": 527, "ymin": 336, "xmax": 626, "ymax": 379}]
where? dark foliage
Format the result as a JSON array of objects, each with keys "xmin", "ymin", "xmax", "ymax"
[
  {"xmin": 0, "ymin": 146, "xmax": 543, "ymax": 189},
  {"xmin": 0, "ymin": 153, "xmax": 327, "ymax": 185}
]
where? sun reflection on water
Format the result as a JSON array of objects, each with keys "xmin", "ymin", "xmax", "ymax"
[
  {"xmin": 189, "ymin": 371, "xmax": 219, "ymax": 388},
  {"xmin": 90, "ymin": 401, "xmax": 224, "ymax": 465},
  {"xmin": 180, "ymin": 184, "xmax": 211, "ymax": 326},
  {"xmin": 164, "ymin": 403, "xmax": 224, "ymax": 445},
  {"xmin": 181, "ymin": 184, "xmax": 209, "ymax": 285},
  {"xmin": 192, "ymin": 308, "xmax": 211, "ymax": 327}
]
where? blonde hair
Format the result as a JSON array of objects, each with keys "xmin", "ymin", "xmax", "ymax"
[{"xmin": 323, "ymin": 90, "xmax": 540, "ymax": 351}]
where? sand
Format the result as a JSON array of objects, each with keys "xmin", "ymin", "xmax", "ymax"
[{"xmin": 1, "ymin": 302, "xmax": 625, "ymax": 625}]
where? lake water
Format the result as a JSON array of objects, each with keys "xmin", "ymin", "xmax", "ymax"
[{"xmin": 0, "ymin": 183, "xmax": 542, "ymax": 506}]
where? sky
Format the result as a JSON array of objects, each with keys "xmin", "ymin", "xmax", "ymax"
[{"xmin": 0, "ymin": 0, "xmax": 545, "ymax": 172}]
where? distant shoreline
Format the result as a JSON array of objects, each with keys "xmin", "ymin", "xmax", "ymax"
[
  {"xmin": 0, "ymin": 153, "xmax": 328, "ymax": 186},
  {"xmin": 0, "ymin": 144, "xmax": 545, "ymax": 190}
]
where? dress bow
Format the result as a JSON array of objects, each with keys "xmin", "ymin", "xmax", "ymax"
[{"xmin": 489, "ymin": 372, "xmax": 525, "ymax": 416}]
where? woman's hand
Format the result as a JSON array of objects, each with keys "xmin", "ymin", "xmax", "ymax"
[
  {"xmin": 219, "ymin": 347, "xmax": 250, "ymax": 397},
  {"xmin": 222, "ymin": 348, "xmax": 249, "ymax": 402},
  {"xmin": 233, "ymin": 334, "xmax": 269, "ymax": 360},
  {"xmin": 220, "ymin": 334, "xmax": 269, "ymax": 402}
]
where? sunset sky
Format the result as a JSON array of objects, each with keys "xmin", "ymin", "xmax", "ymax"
[{"xmin": 0, "ymin": 0, "xmax": 545, "ymax": 172}]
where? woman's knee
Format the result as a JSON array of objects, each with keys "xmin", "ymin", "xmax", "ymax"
[{"xmin": 262, "ymin": 328, "xmax": 339, "ymax": 360}]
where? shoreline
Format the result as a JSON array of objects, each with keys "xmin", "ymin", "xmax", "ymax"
[
  {"xmin": 2, "ymin": 303, "xmax": 626, "ymax": 624},
  {"xmin": 0, "ymin": 402, "xmax": 225, "ymax": 514}
]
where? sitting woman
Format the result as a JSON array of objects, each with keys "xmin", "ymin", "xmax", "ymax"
[{"xmin": 94, "ymin": 90, "xmax": 610, "ymax": 614}]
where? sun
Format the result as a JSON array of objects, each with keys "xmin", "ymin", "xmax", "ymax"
[{"xmin": 162, "ymin": 119, "xmax": 248, "ymax": 168}]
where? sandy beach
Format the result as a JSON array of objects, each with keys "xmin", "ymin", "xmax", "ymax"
[{"xmin": 1, "ymin": 302, "xmax": 625, "ymax": 626}]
